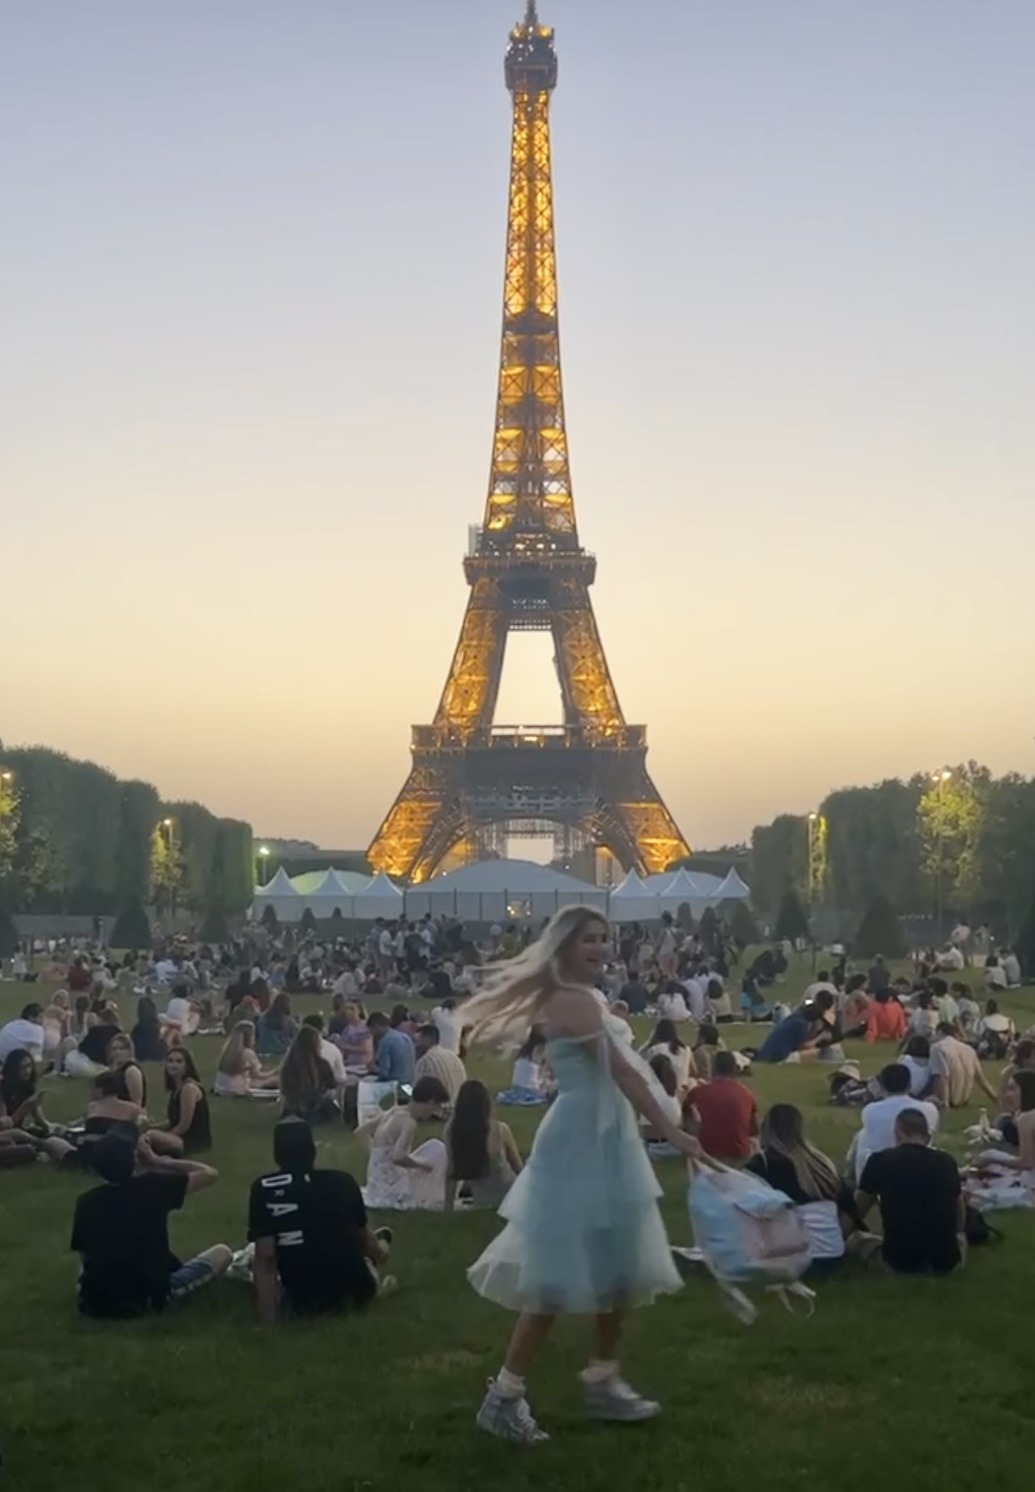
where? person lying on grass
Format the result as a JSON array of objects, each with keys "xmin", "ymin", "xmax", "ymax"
[
  {"xmin": 248, "ymin": 1117, "xmax": 393, "ymax": 1324},
  {"xmin": 71, "ymin": 1131, "xmax": 230, "ymax": 1318}
]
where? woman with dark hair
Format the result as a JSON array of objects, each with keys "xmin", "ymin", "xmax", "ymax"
[
  {"xmin": 865, "ymin": 988, "xmax": 907, "ymax": 1043},
  {"xmin": 746, "ymin": 1104, "xmax": 858, "ymax": 1268},
  {"xmin": 257, "ymin": 993, "xmax": 298, "ymax": 1058},
  {"xmin": 981, "ymin": 1070, "xmax": 1035, "ymax": 1180},
  {"xmin": 643, "ymin": 1019, "xmax": 696, "ymax": 1096},
  {"xmin": 899, "ymin": 1035, "xmax": 932, "ymax": 1098},
  {"xmin": 497, "ymin": 1026, "xmax": 550, "ymax": 1107},
  {"xmin": 444, "ymin": 1079, "xmax": 522, "ymax": 1211},
  {"xmin": 361, "ymin": 1075, "xmax": 450, "ymax": 1210},
  {"xmin": 279, "ymin": 1026, "xmax": 339, "ymax": 1124},
  {"xmin": 0, "ymin": 1050, "xmax": 47, "ymax": 1135},
  {"xmin": 691, "ymin": 1023, "xmax": 725, "ymax": 1081},
  {"xmin": 130, "ymin": 996, "xmax": 167, "ymax": 1064},
  {"xmin": 641, "ymin": 1055, "xmax": 684, "ymax": 1156},
  {"xmin": 161, "ymin": 1048, "xmax": 211, "ymax": 1154}
]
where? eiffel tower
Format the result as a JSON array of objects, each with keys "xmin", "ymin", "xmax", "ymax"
[{"xmin": 368, "ymin": 3, "xmax": 689, "ymax": 884}]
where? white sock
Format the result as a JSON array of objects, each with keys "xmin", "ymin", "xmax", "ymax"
[
  {"xmin": 581, "ymin": 1360, "xmax": 619, "ymax": 1385},
  {"xmin": 496, "ymin": 1367, "xmax": 525, "ymax": 1398}
]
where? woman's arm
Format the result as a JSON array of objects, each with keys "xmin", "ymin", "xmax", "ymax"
[
  {"xmin": 167, "ymin": 1082, "xmax": 199, "ymax": 1138},
  {"xmin": 122, "ymin": 1065, "xmax": 144, "ymax": 1107},
  {"xmin": 390, "ymin": 1115, "xmax": 431, "ymax": 1171},
  {"xmin": 553, "ymin": 988, "xmax": 703, "ymax": 1158},
  {"xmin": 10, "ymin": 1094, "xmax": 42, "ymax": 1127},
  {"xmin": 500, "ymin": 1122, "xmax": 523, "ymax": 1175}
]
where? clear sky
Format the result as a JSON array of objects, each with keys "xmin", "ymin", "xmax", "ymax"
[{"xmin": 3, "ymin": 0, "xmax": 1033, "ymax": 853}]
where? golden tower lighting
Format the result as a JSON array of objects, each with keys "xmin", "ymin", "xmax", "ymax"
[{"xmin": 368, "ymin": 3, "xmax": 689, "ymax": 883}]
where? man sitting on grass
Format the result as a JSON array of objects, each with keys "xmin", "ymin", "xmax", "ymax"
[
  {"xmin": 755, "ymin": 992, "xmax": 836, "ymax": 1064},
  {"xmin": 854, "ymin": 1108, "xmax": 965, "ymax": 1276},
  {"xmin": 248, "ymin": 1117, "xmax": 393, "ymax": 1325},
  {"xmin": 929, "ymin": 1022, "xmax": 998, "ymax": 1109},
  {"xmin": 71, "ymin": 1132, "xmax": 230, "ymax": 1318}
]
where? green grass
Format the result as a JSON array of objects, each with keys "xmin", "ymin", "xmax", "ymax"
[{"xmin": 1, "ymin": 963, "xmax": 1034, "ymax": 1492}]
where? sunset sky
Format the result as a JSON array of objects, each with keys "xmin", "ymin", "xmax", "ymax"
[{"xmin": 3, "ymin": 0, "xmax": 1033, "ymax": 855}]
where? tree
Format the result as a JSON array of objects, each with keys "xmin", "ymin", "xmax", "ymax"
[
  {"xmin": 853, "ymin": 894, "xmax": 906, "ymax": 960},
  {"xmin": 260, "ymin": 904, "xmax": 279, "ymax": 931},
  {"xmin": 300, "ymin": 908, "xmax": 317, "ymax": 931},
  {"xmin": 697, "ymin": 906, "xmax": 720, "ymax": 955},
  {"xmin": 675, "ymin": 901, "xmax": 694, "ymax": 932},
  {"xmin": 751, "ymin": 816, "xmax": 809, "ymax": 914},
  {"xmin": 1015, "ymin": 883, "xmax": 1035, "ymax": 982},
  {"xmin": 916, "ymin": 764, "xmax": 989, "ymax": 917},
  {"xmin": 110, "ymin": 897, "xmax": 152, "ymax": 952},
  {"xmin": 774, "ymin": 887, "xmax": 810, "ymax": 943},
  {"xmin": 0, "ymin": 895, "xmax": 17, "ymax": 958},
  {"xmin": 729, "ymin": 900, "xmax": 761, "ymax": 949},
  {"xmin": 198, "ymin": 909, "xmax": 230, "ymax": 944}
]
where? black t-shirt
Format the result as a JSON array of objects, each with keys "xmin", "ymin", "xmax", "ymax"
[
  {"xmin": 247, "ymin": 1168, "xmax": 374, "ymax": 1315},
  {"xmin": 859, "ymin": 1144, "xmax": 961, "ymax": 1275},
  {"xmin": 71, "ymin": 1173, "xmax": 189, "ymax": 1316},
  {"xmin": 79, "ymin": 1023, "xmax": 121, "ymax": 1065},
  {"xmin": 167, "ymin": 1082, "xmax": 212, "ymax": 1154}
]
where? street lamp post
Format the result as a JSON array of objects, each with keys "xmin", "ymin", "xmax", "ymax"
[
  {"xmin": 257, "ymin": 845, "xmax": 271, "ymax": 887},
  {"xmin": 807, "ymin": 813, "xmax": 818, "ymax": 970}
]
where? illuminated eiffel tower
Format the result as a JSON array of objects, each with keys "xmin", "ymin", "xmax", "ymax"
[{"xmin": 368, "ymin": 3, "xmax": 689, "ymax": 883}]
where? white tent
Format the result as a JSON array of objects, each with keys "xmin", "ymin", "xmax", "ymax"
[
  {"xmin": 251, "ymin": 866, "xmax": 304, "ymax": 924},
  {"xmin": 716, "ymin": 867, "xmax": 751, "ymax": 902},
  {"xmin": 302, "ymin": 869, "xmax": 355, "ymax": 920},
  {"xmin": 608, "ymin": 870, "xmax": 661, "ymax": 924},
  {"xmin": 656, "ymin": 867, "xmax": 713, "ymax": 919},
  {"xmin": 353, "ymin": 870, "xmax": 405, "ymax": 921},
  {"xmin": 403, "ymin": 859, "xmax": 605, "ymax": 922}
]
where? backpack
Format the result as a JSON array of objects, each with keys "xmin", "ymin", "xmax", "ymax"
[
  {"xmin": 976, "ymin": 1029, "xmax": 1011, "ymax": 1062},
  {"xmin": 687, "ymin": 1163, "xmax": 815, "ymax": 1324}
]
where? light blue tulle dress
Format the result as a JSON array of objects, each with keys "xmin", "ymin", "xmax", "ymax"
[{"xmin": 468, "ymin": 1018, "xmax": 684, "ymax": 1314}]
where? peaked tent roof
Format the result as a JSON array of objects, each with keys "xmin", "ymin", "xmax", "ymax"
[
  {"xmin": 610, "ymin": 869, "xmax": 655, "ymax": 899},
  {"xmin": 256, "ymin": 866, "xmax": 300, "ymax": 897},
  {"xmin": 660, "ymin": 868, "xmax": 708, "ymax": 899},
  {"xmin": 716, "ymin": 867, "xmax": 751, "ymax": 900},
  {"xmin": 354, "ymin": 870, "xmax": 404, "ymax": 901},
  {"xmin": 307, "ymin": 869, "xmax": 355, "ymax": 899}
]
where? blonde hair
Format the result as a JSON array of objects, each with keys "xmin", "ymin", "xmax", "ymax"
[
  {"xmin": 461, "ymin": 906, "xmax": 609, "ymax": 1045},
  {"xmin": 218, "ymin": 1021, "xmax": 255, "ymax": 1076}
]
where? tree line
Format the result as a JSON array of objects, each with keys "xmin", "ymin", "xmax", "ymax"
[
  {"xmin": 0, "ymin": 744, "xmax": 253, "ymax": 921},
  {"xmin": 750, "ymin": 762, "xmax": 1035, "ymax": 938}
]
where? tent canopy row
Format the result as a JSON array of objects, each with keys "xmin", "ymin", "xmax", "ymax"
[{"xmin": 250, "ymin": 860, "xmax": 750, "ymax": 924}]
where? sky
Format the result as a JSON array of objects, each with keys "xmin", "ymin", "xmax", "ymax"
[{"xmin": 2, "ymin": 0, "xmax": 1034, "ymax": 855}]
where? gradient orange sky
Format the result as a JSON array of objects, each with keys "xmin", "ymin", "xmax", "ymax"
[{"xmin": 3, "ymin": 2, "xmax": 1033, "ymax": 854}]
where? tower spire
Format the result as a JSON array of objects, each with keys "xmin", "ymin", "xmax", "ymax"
[{"xmin": 525, "ymin": 0, "xmax": 539, "ymax": 24}]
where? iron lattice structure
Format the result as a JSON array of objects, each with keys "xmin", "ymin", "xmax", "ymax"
[{"xmin": 368, "ymin": 3, "xmax": 689, "ymax": 884}]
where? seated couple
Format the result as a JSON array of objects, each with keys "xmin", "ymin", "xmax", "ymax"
[
  {"xmin": 754, "ymin": 993, "xmax": 843, "ymax": 1065},
  {"xmin": 361, "ymin": 1077, "xmax": 523, "ymax": 1211}
]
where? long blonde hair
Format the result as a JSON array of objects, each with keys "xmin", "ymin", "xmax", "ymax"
[
  {"xmin": 759, "ymin": 1104, "xmax": 841, "ymax": 1202},
  {"xmin": 461, "ymin": 906, "xmax": 608, "ymax": 1045},
  {"xmin": 218, "ymin": 1021, "xmax": 255, "ymax": 1076}
]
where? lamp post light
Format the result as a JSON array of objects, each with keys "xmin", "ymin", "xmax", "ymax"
[{"xmin": 257, "ymin": 845, "xmax": 271, "ymax": 887}]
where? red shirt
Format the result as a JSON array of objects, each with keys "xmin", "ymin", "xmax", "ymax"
[
  {"xmin": 691, "ymin": 1077, "xmax": 758, "ymax": 1161},
  {"xmin": 865, "ymin": 998, "xmax": 906, "ymax": 1043}
]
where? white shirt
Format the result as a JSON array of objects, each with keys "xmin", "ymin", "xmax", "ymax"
[
  {"xmin": 332, "ymin": 970, "xmax": 358, "ymax": 998},
  {"xmin": 682, "ymin": 978, "xmax": 707, "ymax": 1020},
  {"xmin": 154, "ymin": 959, "xmax": 177, "ymax": 984},
  {"xmin": 320, "ymin": 1037, "xmax": 346, "ymax": 1084},
  {"xmin": 511, "ymin": 1056, "xmax": 542, "ymax": 1092},
  {"xmin": 432, "ymin": 1006, "xmax": 461, "ymax": 1054},
  {"xmin": 985, "ymin": 965, "xmax": 1008, "ymax": 990},
  {"xmin": 658, "ymin": 992, "xmax": 689, "ymax": 1022},
  {"xmin": 803, "ymin": 981, "xmax": 839, "ymax": 1003},
  {"xmin": 898, "ymin": 1055, "xmax": 931, "ymax": 1098},
  {"xmin": 0, "ymin": 1019, "xmax": 44, "ymax": 1062},
  {"xmin": 855, "ymin": 1095, "xmax": 940, "ymax": 1181},
  {"xmin": 378, "ymin": 930, "xmax": 393, "ymax": 957}
]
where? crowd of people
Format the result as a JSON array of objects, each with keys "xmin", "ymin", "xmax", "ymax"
[{"xmin": 1, "ymin": 905, "xmax": 1032, "ymax": 1444}]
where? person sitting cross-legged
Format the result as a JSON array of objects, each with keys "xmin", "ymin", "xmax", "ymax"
[
  {"xmin": 70, "ymin": 1131, "xmax": 231, "ymax": 1318},
  {"xmin": 248, "ymin": 1117, "xmax": 394, "ymax": 1324},
  {"xmin": 848, "ymin": 1063, "xmax": 940, "ymax": 1183},
  {"xmin": 854, "ymin": 1108, "xmax": 965, "ymax": 1277}
]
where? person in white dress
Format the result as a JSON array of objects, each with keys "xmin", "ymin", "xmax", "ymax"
[{"xmin": 360, "ymin": 1076, "xmax": 450, "ymax": 1210}]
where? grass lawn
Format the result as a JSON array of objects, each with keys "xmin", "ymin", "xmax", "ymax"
[{"xmin": 1, "ymin": 959, "xmax": 1033, "ymax": 1492}]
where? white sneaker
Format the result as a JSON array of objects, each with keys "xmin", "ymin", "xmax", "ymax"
[
  {"xmin": 583, "ymin": 1376, "xmax": 660, "ymax": 1423},
  {"xmin": 476, "ymin": 1381, "xmax": 549, "ymax": 1444}
]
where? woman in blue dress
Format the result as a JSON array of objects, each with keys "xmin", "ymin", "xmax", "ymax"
[{"xmin": 463, "ymin": 906, "xmax": 701, "ymax": 1445}]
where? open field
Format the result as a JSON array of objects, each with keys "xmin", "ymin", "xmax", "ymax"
[{"xmin": 1, "ymin": 961, "xmax": 1033, "ymax": 1492}]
